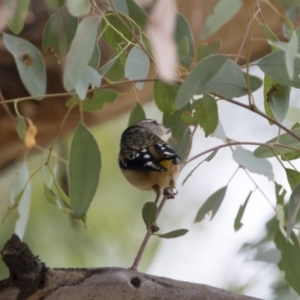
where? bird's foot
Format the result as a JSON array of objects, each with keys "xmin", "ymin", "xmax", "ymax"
[{"xmin": 163, "ymin": 187, "xmax": 177, "ymax": 199}]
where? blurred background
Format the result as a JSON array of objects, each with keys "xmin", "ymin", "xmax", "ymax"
[{"xmin": 0, "ymin": 1, "xmax": 300, "ymax": 299}]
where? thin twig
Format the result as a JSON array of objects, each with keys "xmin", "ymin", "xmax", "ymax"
[{"xmin": 131, "ymin": 194, "xmax": 169, "ymax": 270}]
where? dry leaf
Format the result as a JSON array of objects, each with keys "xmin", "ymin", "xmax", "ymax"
[
  {"xmin": 146, "ymin": 0, "xmax": 177, "ymax": 82},
  {"xmin": 24, "ymin": 119, "xmax": 37, "ymax": 153}
]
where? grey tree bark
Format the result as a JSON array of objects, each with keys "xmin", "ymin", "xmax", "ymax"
[{"xmin": 0, "ymin": 235, "xmax": 262, "ymax": 300}]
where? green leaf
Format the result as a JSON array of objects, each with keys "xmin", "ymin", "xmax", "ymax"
[
  {"xmin": 105, "ymin": 56, "xmax": 125, "ymax": 82},
  {"xmin": 182, "ymin": 150, "xmax": 218, "ymax": 186},
  {"xmin": 177, "ymin": 37, "xmax": 190, "ymax": 67},
  {"xmin": 196, "ymin": 40, "xmax": 221, "ymax": 62},
  {"xmin": 17, "ymin": 116, "xmax": 26, "ymax": 140},
  {"xmin": 274, "ymin": 230, "xmax": 300, "ymax": 295},
  {"xmin": 263, "ymin": 75, "xmax": 277, "ymax": 124},
  {"xmin": 3, "ymin": 33, "xmax": 46, "ymax": 98},
  {"xmin": 201, "ymin": 0, "xmax": 242, "ymax": 39},
  {"xmin": 82, "ymin": 89, "xmax": 118, "ymax": 111},
  {"xmin": 128, "ymin": 102, "xmax": 146, "ymax": 126},
  {"xmin": 11, "ymin": 163, "xmax": 31, "ymax": 239},
  {"xmin": 258, "ymin": 50, "xmax": 300, "ymax": 88},
  {"xmin": 63, "ymin": 17, "xmax": 100, "ymax": 92},
  {"xmin": 153, "ymin": 81, "xmax": 179, "ymax": 115},
  {"xmin": 202, "ymin": 59, "xmax": 248, "ymax": 98},
  {"xmin": 163, "ymin": 104, "xmax": 190, "ymax": 142},
  {"xmin": 269, "ymin": 31, "xmax": 299, "ymax": 80},
  {"xmin": 45, "ymin": 0, "xmax": 65, "ymax": 9},
  {"xmin": 126, "ymin": 0, "xmax": 147, "ymax": 29},
  {"xmin": 88, "ymin": 44, "xmax": 101, "ymax": 69},
  {"xmin": 174, "ymin": 13, "xmax": 194, "ymax": 67},
  {"xmin": 246, "ymin": 74, "xmax": 263, "ymax": 93},
  {"xmin": 43, "ymin": 183, "xmax": 57, "ymax": 205},
  {"xmin": 7, "ymin": 0, "xmax": 30, "ymax": 34},
  {"xmin": 195, "ymin": 186, "xmax": 227, "ymax": 222},
  {"xmin": 168, "ymin": 127, "xmax": 191, "ymax": 161},
  {"xmin": 254, "ymin": 127, "xmax": 300, "ymax": 158},
  {"xmin": 260, "ymin": 24, "xmax": 278, "ymax": 51},
  {"xmin": 142, "ymin": 202, "xmax": 157, "ymax": 227},
  {"xmin": 74, "ymin": 65, "xmax": 102, "ymax": 100},
  {"xmin": 281, "ymin": 123, "xmax": 300, "ymax": 161},
  {"xmin": 286, "ymin": 168, "xmax": 300, "ymax": 191},
  {"xmin": 111, "ymin": 0, "xmax": 128, "ymax": 14},
  {"xmin": 67, "ymin": 0, "xmax": 90, "ymax": 17},
  {"xmin": 234, "ymin": 191, "xmax": 252, "ymax": 231},
  {"xmin": 275, "ymin": 182, "xmax": 287, "ymax": 206},
  {"xmin": 193, "ymin": 94, "xmax": 218, "ymax": 137},
  {"xmin": 232, "ymin": 146, "xmax": 274, "ymax": 179},
  {"xmin": 175, "ymin": 54, "xmax": 227, "ymax": 110},
  {"xmin": 125, "ymin": 46, "xmax": 149, "ymax": 90},
  {"xmin": 42, "ymin": 6, "xmax": 78, "ymax": 58},
  {"xmin": 156, "ymin": 229, "xmax": 188, "ymax": 239},
  {"xmin": 213, "ymin": 120, "xmax": 227, "ymax": 142},
  {"xmin": 69, "ymin": 123, "xmax": 101, "ymax": 219},
  {"xmin": 287, "ymin": 182, "xmax": 300, "ymax": 238},
  {"xmin": 101, "ymin": 14, "xmax": 133, "ymax": 51},
  {"xmin": 286, "ymin": 30, "xmax": 298, "ymax": 79}
]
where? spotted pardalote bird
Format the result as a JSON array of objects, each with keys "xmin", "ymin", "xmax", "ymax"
[{"xmin": 118, "ymin": 119, "xmax": 181, "ymax": 203}]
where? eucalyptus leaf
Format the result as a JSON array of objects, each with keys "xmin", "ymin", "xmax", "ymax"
[
  {"xmin": 98, "ymin": 55, "xmax": 119, "ymax": 76},
  {"xmin": 196, "ymin": 40, "xmax": 221, "ymax": 62},
  {"xmin": 142, "ymin": 202, "xmax": 157, "ymax": 227},
  {"xmin": 233, "ymin": 146, "xmax": 274, "ymax": 179},
  {"xmin": 82, "ymin": 89, "xmax": 118, "ymax": 111},
  {"xmin": 285, "ymin": 168, "xmax": 300, "ymax": 191},
  {"xmin": 287, "ymin": 183, "xmax": 300, "ymax": 238},
  {"xmin": 258, "ymin": 50, "xmax": 300, "ymax": 88},
  {"xmin": 193, "ymin": 94, "xmax": 218, "ymax": 137},
  {"xmin": 128, "ymin": 102, "xmax": 146, "ymax": 126},
  {"xmin": 175, "ymin": 54, "xmax": 227, "ymax": 110},
  {"xmin": 67, "ymin": 0, "xmax": 90, "ymax": 16},
  {"xmin": 126, "ymin": 0, "xmax": 147, "ymax": 29},
  {"xmin": 17, "ymin": 116, "xmax": 26, "ymax": 140},
  {"xmin": 69, "ymin": 123, "xmax": 101, "ymax": 219},
  {"xmin": 195, "ymin": 186, "xmax": 227, "ymax": 222},
  {"xmin": 254, "ymin": 127, "xmax": 300, "ymax": 158},
  {"xmin": 153, "ymin": 81, "xmax": 179, "ymax": 115},
  {"xmin": 269, "ymin": 84, "xmax": 290, "ymax": 123},
  {"xmin": 163, "ymin": 104, "xmax": 190, "ymax": 142},
  {"xmin": 110, "ymin": 0, "xmax": 128, "ymax": 14},
  {"xmin": 274, "ymin": 230, "xmax": 300, "ymax": 295},
  {"xmin": 3, "ymin": 33, "xmax": 46, "ymax": 98},
  {"xmin": 63, "ymin": 17, "xmax": 100, "ymax": 92},
  {"xmin": 201, "ymin": 0, "xmax": 242, "ymax": 39},
  {"xmin": 74, "ymin": 65, "xmax": 102, "ymax": 100},
  {"xmin": 234, "ymin": 191, "xmax": 252, "ymax": 231},
  {"xmin": 42, "ymin": 6, "xmax": 78, "ymax": 58},
  {"xmin": 174, "ymin": 13, "xmax": 194, "ymax": 67},
  {"xmin": 7, "ymin": 0, "xmax": 30, "ymax": 34},
  {"xmin": 11, "ymin": 163, "xmax": 31, "ymax": 239},
  {"xmin": 125, "ymin": 46, "xmax": 149, "ymax": 90},
  {"xmin": 156, "ymin": 229, "xmax": 188, "ymax": 239},
  {"xmin": 101, "ymin": 14, "xmax": 133, "ymax": 50},
  {"xmin": 263, "ymin": 75, "xmax": 277, "ymax": 124}
]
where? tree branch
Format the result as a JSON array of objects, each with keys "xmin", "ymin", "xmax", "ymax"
[{"xmin": 0, "ymin": 234, "xmax": 262, "ymax": 300}]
